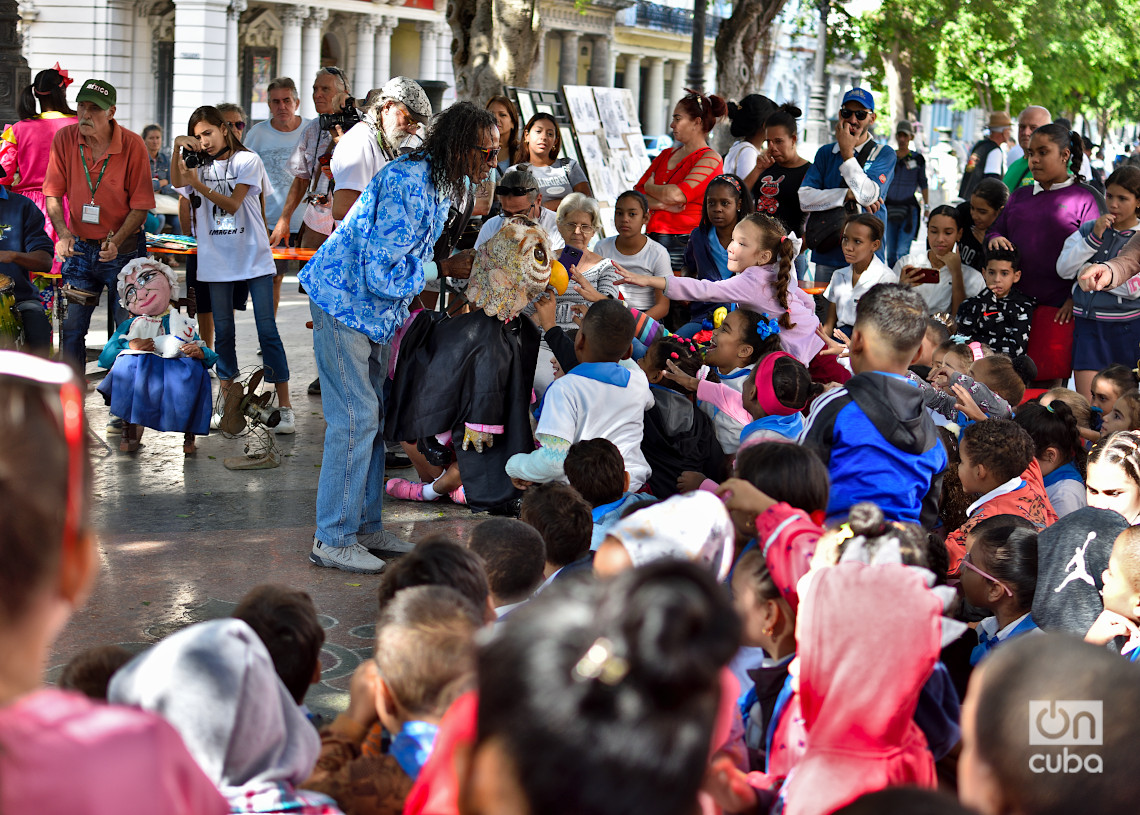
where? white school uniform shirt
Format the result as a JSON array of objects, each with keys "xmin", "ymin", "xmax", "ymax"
[
  {"xmin": 177, "ymin": 150, "xmax": 276, "ymax": 283},
  {"xmin": 823, "ymin": 255, "xmax": 898, "ymax": 326},
  {"xmin": 723, "ymin": 140, "xmax": 761, "ymax": 180},
  {"xmin": 892, "ymin": 251, "xmax": 985, "ymax": 314},
  {"xmin": 595, "ymin": 235, "xmax": 672, "ymax": 310},
  {"xmin": 536, "ymin": 364, "xmax": 655, "ymax": 491}
]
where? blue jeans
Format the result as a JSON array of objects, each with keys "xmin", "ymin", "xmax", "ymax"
[
  {"xmin": 886, "ymin": 215, "xmax": 918, "ymax": 269},
  {"xmin": 209, "ymin": 274, "xmax": 289, "ymax": 382},
  {"xmin": 60, "ymin": 234, "xmax": 145, "ymax": 373},
  {"xmin": 310, "ymin": 300, "xmax": 389, "ymax": 548}
]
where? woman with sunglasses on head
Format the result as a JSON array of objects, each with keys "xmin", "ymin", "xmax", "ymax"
[
  {"xmin": 0, "ymin": 352, "xmax": 229, "ymax": 815},
  {"xmin": 636, "ymin": 90, "xmax": 728, "ymax": 272},
  {"xmin": 511, "ymin": 112, "xmax": 592, "ymax": 211},
  {"xmin": 170, "ymin": 105, "xmax": 295, "ymax": 434}
]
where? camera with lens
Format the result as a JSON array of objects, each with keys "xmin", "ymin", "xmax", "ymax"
[
  {"xmin": 181, "ymin": 147, "xmax": 214, "ymax": 169},
  {"xmin": 318, "ymin": 99, "xmax": 363, "ymax": 132}
]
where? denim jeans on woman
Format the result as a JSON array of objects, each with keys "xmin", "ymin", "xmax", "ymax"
[
  {"xmin": 208, "ymin": 274, "xmax": 289, "ymax": 382},
  {"xmin": 309, "ymin": 300, "xmax": 390, "ymax": 549}
]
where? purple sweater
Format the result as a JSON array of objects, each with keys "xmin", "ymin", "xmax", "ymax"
[{"xmin": 988, "ymin": 180, "xmax": 1104, "ymax": 307}]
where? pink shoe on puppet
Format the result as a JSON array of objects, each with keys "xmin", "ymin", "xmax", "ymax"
[
  {"xmin": 385, "ymin": 478, "xmax": 431, "ymax": 501},
  {"xmin": 449, "ymin": 485, "xmax": 467, "ymax": 505}
]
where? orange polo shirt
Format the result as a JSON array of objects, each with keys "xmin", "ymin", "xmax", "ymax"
[{"xmin": 43, "ymin": 120, "xmax": 155, "ymax": 241}]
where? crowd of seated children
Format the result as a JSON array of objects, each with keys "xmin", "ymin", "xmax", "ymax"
[
  {"xmin": 518, "ymin": 481, "xmax": 596, "ymax": 584},
  {"xmin": 467, "ymin": 518, "xmax": 546, "ymax": 618}
]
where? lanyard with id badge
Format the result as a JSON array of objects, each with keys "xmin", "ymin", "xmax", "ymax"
[{"xmin": 79, "ymin": 143, "xmax": 108, "ymax": 225}]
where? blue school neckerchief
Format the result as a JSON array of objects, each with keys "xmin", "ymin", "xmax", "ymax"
[
  {"xmin": 720, "ymin": 367, "xmax": 753, "ymax": 382},
  {"xmin": 1042, "ymin": 461, "xmax": 1083, "ymax": 488},
  {"xmin": 390, "ymin": 720, "xmax": 440, "ymax": 780},
  {"xmin": 970, "ymin": 615, "xmax": 1039, "ymax": 666},
  {"xmin": 568, "ymin": 361, "xmax": 631, "ymax": 387},
  {"xmin": 592, "ymin": 496, "xmax": 627, "ymax": 523},
  {"xmin": 740, "ymin": 412, "xmax": 804, "ymax": 444}
]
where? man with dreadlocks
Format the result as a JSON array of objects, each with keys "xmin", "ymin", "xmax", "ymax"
[{"xmin": 299, "ymin": 101, "xmax": 499, "ymax": 574}]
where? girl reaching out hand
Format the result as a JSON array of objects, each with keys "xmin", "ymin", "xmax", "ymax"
[{"xmin": 617, "ymin": 211, "xmax": 823, "ymax": 367}]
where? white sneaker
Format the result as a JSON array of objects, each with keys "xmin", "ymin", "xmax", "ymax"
[
  {"xmin": 275, "ymin": 407, "xmax": 296, "ymax": 434},
  {"xmin": 359, "ymin": 529, "xmax": 416, "ymax": 557},
  {"xmin": 210, "ymin": 412, "xmax": 223, "ymax": 431},
  {"xmin": 309, "ymin": 538, "xmax": 385, "ymax": 574}
]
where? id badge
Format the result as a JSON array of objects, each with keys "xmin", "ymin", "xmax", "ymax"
[
  {"xmin": 214, "ymin": 211, "xmax": 237, "ymax": 231},
  {"xmin": 81, "ymin": 203, "xmax": 101, "ymax": 225}
]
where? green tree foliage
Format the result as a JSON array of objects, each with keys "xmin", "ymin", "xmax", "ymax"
[{"xmin": 843, "ymin": 0, "xmax": 1140, "ymax": 132}]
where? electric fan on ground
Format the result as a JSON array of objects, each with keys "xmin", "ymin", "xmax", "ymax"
[{"xmin": 213, "ymin": 366, "xmax": 281, "ymax": 470}]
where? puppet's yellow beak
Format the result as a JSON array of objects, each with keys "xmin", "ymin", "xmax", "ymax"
[{"xmin": 549, "ymin": 260, "xmax": 570, "ymax": 295}]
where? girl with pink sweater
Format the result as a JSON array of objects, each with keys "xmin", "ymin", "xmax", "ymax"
[{"xmin": 618, "ymin": 212, "xmax": 823, "ymax": 365}]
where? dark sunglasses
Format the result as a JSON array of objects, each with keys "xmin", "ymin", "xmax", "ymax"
[
  {"xmin": 496, "ymin": 185, "xmax": 537, "ymax": 197},
  {"xmin": 228, "ymin": 121, "xmax": 246, "ymax": 131},
  {"xmin": 839, "ymin": 108, "xmax": 870, "ymax": 121}
]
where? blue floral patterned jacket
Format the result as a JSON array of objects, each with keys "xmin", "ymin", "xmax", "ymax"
[{"xmin": 299, "ymin": 155, "xmax": 450, "ymax": 343}]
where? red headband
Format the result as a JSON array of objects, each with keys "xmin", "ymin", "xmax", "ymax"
[{"xmin": 755, "ymin": 351, "xmax": 800, "ymax": 416}]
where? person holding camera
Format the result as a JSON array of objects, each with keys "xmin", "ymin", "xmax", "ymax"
[
  {"xmin": 269, "ymin": 67, "xmax": 350, "ymax": 251},
  {"xmin": 43, "ymin": 78, "xmax": 155, "ymax": 375},
  {"xmin": 330, "ymin": 76, "xmax": 432, "ymax": 224},
  {"xmin": 170, "ymin": 105, "xmax": 295, "ymax": 434}
]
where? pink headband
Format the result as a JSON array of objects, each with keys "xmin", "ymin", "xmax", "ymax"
[
  {"xmin": 755, "ymin": 351, "xmax": 800, "ymax": 416},
  {"xmin": 968, "ymin": 341, "xmax": 985, "ymax": 361}
]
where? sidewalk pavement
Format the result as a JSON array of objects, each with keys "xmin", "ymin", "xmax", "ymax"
[{"xmin": 53, "ymin": 278, "xmax": 483, "ymax": 721}]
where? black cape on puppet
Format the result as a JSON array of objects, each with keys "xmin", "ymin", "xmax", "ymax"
[{"xmin": 385, "ymin": 217, "xmax": 569, "ymax": 513}]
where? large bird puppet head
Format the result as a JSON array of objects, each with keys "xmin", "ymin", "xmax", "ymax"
[{"xmin": 466, "ymin": 217, "xmax": 569, "ymax": 321}]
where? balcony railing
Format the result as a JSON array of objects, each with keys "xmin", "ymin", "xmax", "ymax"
[{"xmin": 624, "ymin": 1, "xmax": 722, "ymax": 37}]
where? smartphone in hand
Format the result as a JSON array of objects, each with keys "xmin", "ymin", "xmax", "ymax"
[{"xmin": 558, "ymin": 245, "xmax": 584, "ymax": 270}]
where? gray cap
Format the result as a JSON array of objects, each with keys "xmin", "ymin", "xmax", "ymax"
[
  {"xmin": 896, "ymin": 120, "xmax": 915, "ymax": 136},
  {"xmin": 379, "ymin": 76, "xmax": 432, "ymax": 124}
]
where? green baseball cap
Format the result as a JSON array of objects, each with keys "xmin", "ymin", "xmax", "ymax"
[{"xmin": 76, "ymin": 79, "xmax": 116, "ymax": 110}]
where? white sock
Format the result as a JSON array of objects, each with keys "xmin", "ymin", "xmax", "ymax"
[{"xmin": 422, "ymin": 481, "xmax": 441, "ymax": 501}]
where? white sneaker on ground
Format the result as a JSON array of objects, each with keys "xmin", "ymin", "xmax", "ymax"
[
  {"xmin": 308, "ymin": 538, "xmax": 385, "ymax": 574},
  {"xmin": 106, "ymin": 416, "xmax": 124, "ymax": 435},
  {"xmin": 358, "ymin": 529, "xmax": 416, "ymax": 557},
  {"xmin": 210, "ymin": 412, "xmax": 223, "ymax": 431},
  {"xmin": 275, "ymin": 407, "xmax": 296, "ymax": 434}
]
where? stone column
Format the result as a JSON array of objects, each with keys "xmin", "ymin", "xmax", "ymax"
[
  {"xmin": 558, "ymin": 30, "xmax": 579, "ymax": 87},
  {"xmin": 436, "ymin": 21, "xmax": 454, "ymax": 104},
  {"xmin": 171, "ymin": 0, "xmax": 229, "ymax": 135},
  {"xmin": 279, "ymin": 5, "xmax": 305, "ymax": 89},
  {"xmin": 644, "ymin": 56, "xmax": 665, "ymax": 135},
  {"xmin": 355, "ymin": 15, "xmax": 376, "ymax": 97},
  {"xmin": 622, "ymin": 53, "xmax": 640, "ymax": 112},
  {"xmin": 373, "ymin": 16, "xmax": 395, "ymax": 89},
  {"xmin": 670, "ymin": 58, "xmax": 686, "ymax": 103},
  {"xmin": 587, "ymin": 35, "xmax": 611, "ymax": 87},
  {"xmin": 416, "ymin": 22, "xmax": 438, "ymax": 81},
  {"xmin": 300, "ymin": 6, "xmax": 327, "ymax": 118},
  {"xmin": 223, "ymin": 0, "xmax": 246, "ymax": 103}
]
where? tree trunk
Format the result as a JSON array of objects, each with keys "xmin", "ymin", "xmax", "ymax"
[
  {"xmin": 447, "ymin": 0, "xmax": 542, "ymax": 102},
  {"xmin": 712, "ymin": 0, "xmax": 788, "ymax": 151},
  {"xmin": 881, "ymin": 37, "xmax": 917, "ymax": 128}
]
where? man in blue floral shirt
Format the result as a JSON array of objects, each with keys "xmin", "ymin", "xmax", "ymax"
[{"xmin": 300, "ymin": 101, "xmax": 495, "ymax": 574}]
